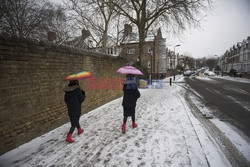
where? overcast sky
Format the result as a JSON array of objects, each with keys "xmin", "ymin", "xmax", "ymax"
[
  {"xmin": 51, "ymin": 0, "xmax": 249, "ymax": 59},
  {"xmin": 167, "ymin": 0, "xmax": 250, "ymax": 58}
]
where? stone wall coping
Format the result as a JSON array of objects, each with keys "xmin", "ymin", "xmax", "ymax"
[{"xmin": 0, "ymin": 32, "xmax": 124, "ymax": 60}]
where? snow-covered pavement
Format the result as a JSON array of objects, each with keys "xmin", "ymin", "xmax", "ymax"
[{"xmin": 0, "ymin": 78, "xmax": 231, "ymax": 167}]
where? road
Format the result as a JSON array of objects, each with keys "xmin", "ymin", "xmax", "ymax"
[{"xmin": 184, "ymin": 76, "xmax": 250, "ymax": 138}]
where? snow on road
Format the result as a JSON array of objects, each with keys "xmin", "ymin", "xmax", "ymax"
[
  {"xmin": 0, "ymin": 79, "xmax": 230, "ymax": 167},
  {"xmin": 217, "ymin": 76, "xmax": 250, "ymax": 83}
]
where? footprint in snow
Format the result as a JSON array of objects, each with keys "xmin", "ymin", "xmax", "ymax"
[
  {"xmin": 138, "ymin": 162, "xmax": 146, "ymax": 167},
  {"xmin": 134, "ymin": 140, "xmax": 140, "ymax": 147}
]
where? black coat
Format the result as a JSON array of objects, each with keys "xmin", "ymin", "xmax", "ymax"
[
  {"xmin": 64, "ymin": 84, "xmax": 85, "ymax": 117},
  {"xmin": 122, "ymin": 83, "xmax": 140, "ymax": 108}
]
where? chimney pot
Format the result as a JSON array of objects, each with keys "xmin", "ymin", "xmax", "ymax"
[{"xmin": 47, "ymin": 31, "xmax": 56, "ymax": 41}]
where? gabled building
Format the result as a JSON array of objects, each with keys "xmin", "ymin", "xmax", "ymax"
[
  {"xmin": 119, "ymin": 24, "xmax": 166, "ymax": 79},
  {"xmin": 220, "ymin": 36, "xmax": 250, "ymax": 74},
  {"xmin": 65, "ymin": 29, "xmax": 92, "ymax": 49}
]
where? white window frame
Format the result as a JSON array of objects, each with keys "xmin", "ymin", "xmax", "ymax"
[
  {"xmin": 148, "ymin": 61, "xmax": 151, "ymax": 68},
  {"xmin": 127, "ymin": 48, "xmax": 135, "ymax": 54},
  {"xmin": 148, "ymin": 48, "xmax": 153, "ymax": 54},
  {"xmin": 107, "ymin": 47, "xmax": 113, "ymax": 55}
]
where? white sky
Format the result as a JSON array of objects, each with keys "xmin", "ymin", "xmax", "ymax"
[{"xmin": 166, "ymin": 0, "xmax": 250, "ymax": 58}]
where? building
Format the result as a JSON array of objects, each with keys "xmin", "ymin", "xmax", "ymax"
[
  {"xmin": 65, "ymin": 29, "xmax": 92, "ymax": 49},
  {"xmin": 119, "ymin": 25, "xmax": 166, "ymax": 79},
  {"xmin": 220, "ymin": 36, "xmax": 250, "ymax": 74}
]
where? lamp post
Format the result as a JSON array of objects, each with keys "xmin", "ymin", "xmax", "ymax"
[
  {"xmin": 150, "ymin": 50, "xmax": 153, "ymax": 84},
  {"xmin": 173, "ymin": 44, "xmax": 180, "ymax": 81}
]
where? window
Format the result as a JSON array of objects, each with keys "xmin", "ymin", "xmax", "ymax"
[
  {"xmin": 148, "ymin": 61, "xmax": 151, "ymax": 68},
  {"xmin": 148, "ymin": 47, "xmax": 153, "ymax": 53},
  {"xmin": 107, "ymin": 48, "xmax": 113, "ymax": 55},
  {"xmin": 127, "ymin": 48, "xmax": 135, "ymax": 54}
]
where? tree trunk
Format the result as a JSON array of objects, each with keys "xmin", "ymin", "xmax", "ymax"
[
  {"xmin": 102, "ymin": 23, "xmax": 108, "ymax": 53},
  {"xmin": 137, "ymin": 0, "xmax": 147, "ymax": 64},
  {"xmin": 138, "ymin": 26, "xmax": 145, "ymax": 64}
]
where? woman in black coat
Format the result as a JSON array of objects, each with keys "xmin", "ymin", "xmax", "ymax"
[
  {"xmin": 121, "ymin": 74, "xmax": 140, "ymax": 133},
  {"xmin": 64, "ymin": 80, "xmax": 85, "ymax": 143}
]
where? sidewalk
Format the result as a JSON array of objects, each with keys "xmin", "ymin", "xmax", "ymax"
[{"xmin": 0, "ymin": 79, "xmax": 231, "ymax": 167}]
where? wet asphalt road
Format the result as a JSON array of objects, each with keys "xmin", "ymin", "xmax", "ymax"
[{"xmin": 184, "ymin": 77, "xmax": 250, "ymax": 138}]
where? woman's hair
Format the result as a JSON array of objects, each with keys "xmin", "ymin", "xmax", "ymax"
[
  {"xmin": 68, "ymin": 80, "xmax": 79, "ymax": 86},
  {"xmin": 126, "ymin": 74, "xmax": 135, "ymax": 78},
  {"xmin": 69, "ymin": 80, "xmax": 79, "ymax": 84}
]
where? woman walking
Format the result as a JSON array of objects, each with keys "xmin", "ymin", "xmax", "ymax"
[
  {"xmin": 121, "ymin": 74, "xmax": 140, "ymax": 133},
  {"xmin": 64, "ymin": 80, "xmax": 85, "ymax": 143}
]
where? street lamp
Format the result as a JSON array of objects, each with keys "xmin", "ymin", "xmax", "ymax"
[
  {"xmin": 173, "ymin": 44, "xmax": 180, "ymax": 81},
  {"xmin": 150, "ymin": 50, "xmax": 153, "ymax": 84}
]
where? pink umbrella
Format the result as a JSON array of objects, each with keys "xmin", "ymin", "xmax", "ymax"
[{"xmin": 117, "ymin": 66, "xmax": 143, "ymax": 75}]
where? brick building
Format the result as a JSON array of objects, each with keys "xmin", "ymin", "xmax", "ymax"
[
  {"xmin": 119, "ymin": 25, "xmax": 166, "ymax": 79},
  {"xmin": 219, "ymin": 36, "xmax": 250, "ymax": 74}
]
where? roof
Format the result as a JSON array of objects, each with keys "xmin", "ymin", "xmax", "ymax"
[{"xmin": 121, "ymin": 32, "xmax": 139, "ymax": 44}]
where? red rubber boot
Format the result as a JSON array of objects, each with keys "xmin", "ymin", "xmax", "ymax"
[
  {"xmin": 66, "ymin": 133, "xmax": 75, "ymax": 143},
  {"xmin": 77, "ymin": 128, "xmax": 84, "ymax": 135},
  {"xmin": 121, "ymin": 123, "xmax": 126, "ymax": 133},
  {"xmin": 132, "ymin": 122, "xmax": 138, "ymax": 128}
]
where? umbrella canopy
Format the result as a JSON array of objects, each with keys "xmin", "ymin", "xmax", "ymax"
[
  {"xmin": 64, "ymin": 70, "xmax": 92, "ymax": 81},
  {"xmin": 117, "ymin": 66, "xmax": 143, "ymax": 75}
]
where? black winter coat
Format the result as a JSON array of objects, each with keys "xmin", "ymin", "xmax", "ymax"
[
  {"xmin": 64, "ymin": 84, "xmax": 85, "ymax": 117},
  {"xmin": 122, "ymin": 83, "xmax": 140, "ymax": 108}
]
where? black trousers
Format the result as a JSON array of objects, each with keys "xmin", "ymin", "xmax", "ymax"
[
  {"xmin": 69, "ymin": 116, "xmax": 81, "ymax": 134},
  {"xmin": 123, "ymin": 107, "xmax": 136, "ymax": 123},
  {"xmin": 123, "ymin": 115, "xmax": 135, "ymax": 124}
]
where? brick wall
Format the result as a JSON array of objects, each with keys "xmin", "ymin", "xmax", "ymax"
[{"xmin": 0, "ymin": 34, "xmax": 127, "ymax": 155}]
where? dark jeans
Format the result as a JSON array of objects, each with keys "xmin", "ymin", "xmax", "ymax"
[{"xmin": 69, "ymin": 116, "xmax": 81, "ymax": 134}]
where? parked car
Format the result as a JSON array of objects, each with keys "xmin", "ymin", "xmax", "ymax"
[
  {"xmin": 229, "ymin": 68, "xmax": 237, "ymax": 77},
  {"xmin": 183, "ymin": 70, "xmax": 193, "ymax": 76},
  {"xmin": 204, "ymin": 70, "xmax": 215, "ymax": 76}
]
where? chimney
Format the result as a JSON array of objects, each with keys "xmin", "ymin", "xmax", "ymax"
[
  {"xmin": 47, "ymin": 31, "xmax": 56, "ymax": 41},
  {"xmin": 156, "ymin": 28, "xmax": 162, "ymax": 38},
  {"xmin": 82, "ymin": 29, "xmax": 91, "ymax": 40},
  {"xmin": 124, "ymin": 24, "xmax": 132, "ymax": 37}
]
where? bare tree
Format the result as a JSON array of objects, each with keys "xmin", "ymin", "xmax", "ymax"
[
  {"xmin": 183, "ymin": 56, "xmax": 194, "ymax": 69},
  {"xmin": 66, "ymin": 0, "xmax": 120, "ymax": 53},
  {"xmin": 36, "ymin": 5, "xmax": 76, "ymax": 44},
  {"xmin": 0, "ymin": 0, "xmax": 54, "ymax": 38},
  {"xmin": 109, "ymin": 13, "xmax": 130, "ymax": 55},
  {"xmin": 107, "ymin": 0, "xmax": 212, "ymax": 63},
  {"xmin": 206, "ymin": 57, "xmax": 217, "ymax": 70}
]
